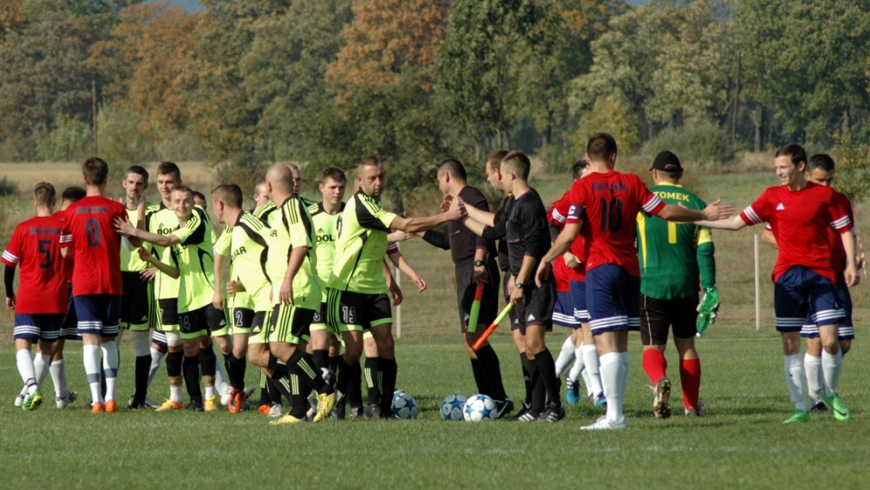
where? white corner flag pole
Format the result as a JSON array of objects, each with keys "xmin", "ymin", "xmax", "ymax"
[
  {"xmin": 754, "ymin": 234, "xmax": 760, "ymax": 331},
  {"xmin": 394, "ymin": 263, "xmax": 402, "ymax": 339}
]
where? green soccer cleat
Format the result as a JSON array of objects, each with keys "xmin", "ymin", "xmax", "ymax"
[
  {"xmin": 823, "ymin": 394, "xmax": 850, "ymax": 421},
  {"xmin": 782, "ymin": 409, "xmax": 810, "ymax": 424},
  {"xmin": 22, "ymin": 389, "xmax": 43, "ymax": 412}
]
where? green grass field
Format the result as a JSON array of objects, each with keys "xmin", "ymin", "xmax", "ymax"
[{"xmin": 2, "ymin": 165, "xmax": 870, "ymax": 488}]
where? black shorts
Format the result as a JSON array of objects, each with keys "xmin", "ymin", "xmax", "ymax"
[
  {"xmin": 639, "ymin": 294, "xmax": 699, "ymax": 346},
  {"xmin": 502, "ymin": 270, "xmax": 520, "ymax": 330},
  {"xmin": 121, "ymin": 271, "xmax": 153, "ymax": 329},
  {"xmin": 270, "ymin": 304, "xmax": 315, "ymax": 344},
  {"xmin": 158, "ymin": 298, "xmax": 179, "ymax": 327},
  {"xmin": 456, "ymin": 259, "xmax": 500, "ymax": 333},
  {"xmin": 232, "ymin": 307, "xmax": 255, "ymax": 334},
  {"xmin": 513, "ymin": 275, "xmax": 556, "ymax": 334},
  {"xmin": 327, "ymin": 289, "xmax": 392, "ymax": 332},
  {"xmin": 178, "ymin": 305, "xmax": 226, "ymax": 340}
]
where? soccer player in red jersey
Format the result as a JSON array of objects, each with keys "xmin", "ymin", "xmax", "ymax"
[
  {"xmin": 742, "ymin": 148, "xmax": 858, "ymax": 423},
  {"xmin": 60, "ymin": 158, "xmax": 137, "ymax": 414},
  {"xmin": 3, "ymin": 183, "xmax": 69, "ymax": 411},
  {"xmin": 535, "ymin": 133, "xmax": 731, "ymax": 430}
]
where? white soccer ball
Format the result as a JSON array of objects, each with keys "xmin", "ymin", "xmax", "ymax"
[
  {"xmin": 391, "ymin": 391, "xmax": 419, "ymax": 419},
  {"xmin": 440, "ymin": 393, "xmax": 468, "ymax": 421},
  {"xmin": 462, "ymin": 394, "xmax": 496, "ymax": 422}
]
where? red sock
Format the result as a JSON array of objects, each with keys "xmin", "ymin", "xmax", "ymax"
[
  {"xmin": 642, "ymin": 349, "xmax": 667, "ymax": 384},
  {"xmin": 679, "ymin": 358, "xmax": 701, "ymax": 410}
]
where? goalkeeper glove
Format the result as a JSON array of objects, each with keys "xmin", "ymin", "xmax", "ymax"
[{"xmin": 696, "ymin": 286, "xmax": 719, "ymax": 336}]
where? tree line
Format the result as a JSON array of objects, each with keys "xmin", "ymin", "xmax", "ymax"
[{"xmin": 1, "ymin": 0, "xmax": 870, "ymax": 202}]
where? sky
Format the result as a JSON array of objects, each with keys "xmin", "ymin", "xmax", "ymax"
[{"xmin": 150, "ymin": 0, "xmax": 648, "ymax": 12}]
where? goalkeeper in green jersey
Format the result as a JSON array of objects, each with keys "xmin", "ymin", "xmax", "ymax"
[{"xmin": 636, "ymin": 151, "xmax": 716, "ymax": 419}]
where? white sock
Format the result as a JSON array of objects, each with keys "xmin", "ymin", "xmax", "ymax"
[
  {"xmin": 83, "ymin": 345, "xmax": 103, "ymax": 404},
  {"xmin": 50, "ymin": 359, "xmax": 67, "ymax": 398},
  {"xmin": 821, "ymin": 348, "xmax": 843, "ymax": 397},
  {"xmin": 783, "ymin": 354, "xmax": 807, "ymax": 412},
  {"xmin": 148, "ymin": 348, "xmax": 165, "ymax": 388},
  {"xmin": 555, "ymin": 336, "xmax": 575, "ymax": 377},
  {"xmin": 600, "ymin": 352, "xmax": 624, "ymax": 423},
  {"xmin": 582, "ymin": 344, "xmax": 603, "ymax": 397},
  {"xmin": 568, "ymin": 346, "xmax": 585, "ymax": 384},
  {"xmin": 101, "ymin": 341, "xmax": 119, "ymax": 402},
  {"xmin": 214, "ymin": 360, "xmax": 231, "ymax": 396},
  {"xmin": 34, "ymin": 353, "xmax": 50, "ymax": 388},
  {"xmin": 803, "ymin": 354, "xmax": 823, "ymax": 405},
  {"xmin": 170, "ymin": 385, "xmax": 183, "ymax": 403},
  {"xmin": 619, "ymin": 352, "xmax": 630, "ymax": 398},
  {"xmin": 580, "ymin": 365, "xmax": 593, "ymax": 397},
  {"xmin": 131, "ymin": 330, "xmax": 151, "ymax": 357},
  {"xmin": 16, "ymin": 349, "xmax": 37, "ymax": 395},
  {"xmin": 205, "ymin": 386, "xmax": 215, "ymax": 399}
]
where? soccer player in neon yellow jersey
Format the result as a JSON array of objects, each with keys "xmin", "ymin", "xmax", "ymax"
[
  {"xmin": 118, "ymin": 186, "xmax": 225, "ymax": 411},
  {"xmin": 329, "ymin": 156, "xmax": 467, "ymax": 419}
]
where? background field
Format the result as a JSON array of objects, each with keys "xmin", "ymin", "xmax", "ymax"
[{"xmin": 1, "ymin": 161, "xmax": 868, "ymax": 488}]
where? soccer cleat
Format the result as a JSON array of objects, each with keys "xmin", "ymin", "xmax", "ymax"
[
  {"xmin": 204, "ymin": 396, "xmax": 219, "ymax": 412},
  {"xmin": 14, "ymin": 393, "xmax": 25, "ymax": 408},
  {"xmin": 349, "ymin": 406, "xmax": 363, "ymax": 419},
  {"xmin": 91, "ymin": 401, "xmax": 105, "ymax": 414},
  {"xmin": 653, "ymin": 378, "xmax": 672, "ymax": 419},
  {"xmin": 313, "ymin": 392, "xmax": 335, "ymax": 422},
  {"xmin": 186, "ymin": 401, "xmax": 204, "ymax": 412},
  {"xmin": 128, "ymin": 399, "xmax": 149, "ymax": 410},
  {"xmin": 56, "ymin": 391, "xmax": 77, "ymax": 409},
  {"xmin": 331, "ymin": 402, "xmax": 346, "ymax": 421},
  {"xmin": 493, "ymin": 398, "xmax": 515, "ymax": 419},
  {"xmin": 566, "ymin": 378, "xmax": 580, "ymax": 405},
  {"xmin": 810, "ymin": 402, "xmax": 829, "ymax": 414},
  {"xmin": 364, "ymin": 404, "xmax": 382, "ymax": 420},
  {"xmin": 259, "ymin": 404, "xmax": 271, "ymax": 415},
  {"xmin": 270, "ymin": 414, "xmax": 306, "ymax": 425},
  {"xmin": 155, "ymin": 399, "xmax": 184, "ymax": 412},
  {"xmin": 539, "ymin": 403, "xmax": 566, "ymax": 423},
  {"xmin": 243, "ymin": 386, "xmax": 256, "ymax": 399},
  {"xmin": 227, "ymin": 389, "xmax": 242, "ymax": 414},
  {"xmin": 105, "ymin": 400, "xmax": 117, "ymax": 413},
  {"xmin": 593, "ymin": 393, "xmax": 606, "ymax": 407},
  {"xmin": 22, "ymin": 389, "xmax": 44, "ymax": 411},
  {"xmin": 514, "ymin": 408, "xmax": 539, "ymax": 422},
  {"xmin": 268, "ymin": 403, "xmax": 284, "ymax": 418},
  {"xmin": 782, "ymin": 409, "xmax": 810, "ymax": 424},
  {"xmin": 580, "ymin": 416, "xmax": 626, "ymax": 430},
  {"xmin": 823, "ymin": 394, "xmax": 850, "ymax": 421}
]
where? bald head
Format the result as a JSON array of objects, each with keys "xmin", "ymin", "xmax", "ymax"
[{"xmin": 266, "ymin": 164, "xmax": 295, "ymax": 193}]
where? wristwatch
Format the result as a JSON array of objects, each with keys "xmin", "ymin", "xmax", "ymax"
[
  {"xmin": 473, "ymin": 260, "xmax": 485, "ymax": 267},
  {"xmin": 514, "ymin": 281, "xmax": 524, "ymax": 289}
]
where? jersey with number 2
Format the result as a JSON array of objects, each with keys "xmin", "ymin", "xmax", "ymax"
[
  {"xmin": 61, "ymin": 195, "xmax": 127, "ymax": 296},
  {"xmin": 565, "ymin": 170, "xmax": 665, "ymax": 277}
]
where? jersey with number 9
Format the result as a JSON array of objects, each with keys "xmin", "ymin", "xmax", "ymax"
[
  {"xmin": 565, "ymin": 170, "xmax": 665, "ymax": 277},
  {"xmin": 2, "ymin": 216, "xmax": 68, "ymax": 314},
  {"xmin": 60, "ymin": 195, "xmax": 127, "ymax": 296}
]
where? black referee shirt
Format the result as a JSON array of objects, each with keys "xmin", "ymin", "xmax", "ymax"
[{"xmin": 423, "ymin": 185, "xmax": 496, "ymax": 265}]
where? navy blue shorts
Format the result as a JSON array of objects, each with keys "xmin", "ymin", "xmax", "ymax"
[
  {"xmin": 774, "ymin": 267, "xmax": 844, "ymax": 333},
  {"xmin": 800, "ymin": 273, "xmax": 854, "ymax": 340},
  {"xmin": 569, "ymin": 280, "xmax": 590, "ymax": 323},
  {"xmin": 14, "ymin": 314, "xmax": 64, "ymax": 342},
  {"xmin": 75, "ymin": 294, "xmax": 122, "ymax": 337},
  {"xmin": 151, "ymin": 329, "xmax": 168, "ymax": 348},
  {"xmin": 586, "ymin": 264, "xmax": 640, "ymax": 334},
  {"xmin": 553, "ymin": 290, "xmax": 580, "ymax": 328},
  {"xmin": 60, "ymin": 284, "xmax": 81, "ymax": 341}
]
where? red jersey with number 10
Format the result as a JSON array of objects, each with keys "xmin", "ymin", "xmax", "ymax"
[
  {"xmin": 2, "ymin": 216, "xmax": 68, "ymax": 314},
  {"xmin": 60, "ymin": 195, "xmax": 127, "ymax": 296},
  {"xmin": 565, "ymin": 170, "xmax": 665, "ymax": 277},
  {"xmin": 741, "ymin": 182, "xmax": 852, "ymax": 283}
]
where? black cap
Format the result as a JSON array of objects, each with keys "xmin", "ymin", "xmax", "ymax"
[{"xmin": 650, "ymin": 151, "xmax": 683, "ymax": 172}]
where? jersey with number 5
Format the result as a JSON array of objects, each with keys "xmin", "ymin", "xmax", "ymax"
[
  {"xmin": 565, "ymin": 170, "xmax": 665, "ymax": 277},
  {"xmin": 2, "ymin": 216, "xmax": 68, "ymax": 314},
  {"xmin": 60, "ymin": 195, "xmax": 127, "ymax": 296}
]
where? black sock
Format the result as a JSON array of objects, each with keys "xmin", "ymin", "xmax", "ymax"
[
  {"xmin": 289, "ymin": 374, "xmax": 308, "ymax": 419},
  {"xmin": 312, "ymin": 349, "xmax": 329, "ymax": 379},
  {"xmin": 300, "ymin": 353, "xmax": 329, "ymax": 393},
  {"xmin": 328, "ymin": 355, "xmax": 339, "ymax": 374},
  {"xmin": 476, "ymin": 345, "xmax": 507, "ymax": 400},
  {"xmin": 228, "ymin": 355, "xmax": 247, "ymax": 391},
  {"xmin": 134, "ymin": 355, "xmax": 150, "ymax": 402},
  {"xmin": 270, "ymin": 373, "xmax": 294, "ymax": 407},
  {"xmin": 224, "ymin": 355, "xmax": 233, "ymax": 387},
  {"xmin": 348, "ymin": 362, "xmax": 363, "ymax": 408},
  {"xmin": 198, "ymin": 345, "xmax": 216, "ymax": 377},
  {"xmin": 166, "ymin": 351, "xmax": 183, "ymax": 377},
  {"xmin": 268, "ymin": 376, "xmax": 284, "ymax": 404},
  {"xmin": 379, "ymin": 357, "xmax": 397, "ymax": 412},
  {"xmin": 519, "ymin": 353, "xmax": 532, "ymax": 405},
  {"xmin": 529, "ymin": 359, "xmax": 545, "ymax": 413},
  {"xmin": 534, "ymin": 348, "xmax": 561, "ymax": 408},
  {"xmin": 100, "ymin": 353, "xmax": 107, "ymax": 399},
  {"xmin": 258, "ymin": 370, "xmax": 270, "ymax": 407},
  {"xmin": 183, "ymin": 355, "xmax": 202, "ymax": 404},
  {"xmin": 364, "ymin": 357, "xmax": 379, "ymax": 407},
  {"xmin": 470, "ymin": 359, "xmax": 491, "ymax": 397},
  {"xmin": 272, "ymin": 359, "xmax": 290, "ymax": 381},
  {"xmin": 335, "ymin": 356, "xmax": 352, "ymax": 397}
]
